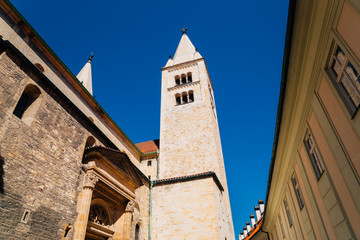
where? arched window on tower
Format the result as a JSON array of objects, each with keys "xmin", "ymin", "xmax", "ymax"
[
  {"xmin": 181, "ymin": 74, "xmax": 187, "ymax": 84},
  {"xmin": 135, "ymin": 223, "xmax": 140, "ymax": 240},
  {"xmin": 182, "ymin": 92, "xmax": 188, "ymax": 104},
  {"xmin": 13, "ymin": 84, "xmax": 42, "ymax": 125},
  {"xmin": 175, "ymin": 75, "xmax": 180, "ymax": 85},
  {"xmin": 187, "ymin": 72, "xmax": 192, "ymax": 83},
  {"xmin": 189, "ymin": 90, "xmax": 194, "ymax": 102},
  {"xmin": 175, "ymin": 93, "xmax": 181, "ymax": 105}
]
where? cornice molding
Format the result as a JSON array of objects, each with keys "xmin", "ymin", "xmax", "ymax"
[
  {"xmin": 162, "ymin": 58, "xmax": 204, "ymax": 72},
  {"xmin": 167, "ymin": 81, "xmax": 200, "ymax": 92}
]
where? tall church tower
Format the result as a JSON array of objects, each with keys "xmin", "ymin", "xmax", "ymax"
[{"xmin": 152, "ymin": 29, "xmax": 235, "ymax": 239}]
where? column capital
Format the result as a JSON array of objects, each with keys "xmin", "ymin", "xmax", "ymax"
[{"xmin": 83, "ymin": 172, "xmax": 99, "ymax": 189}]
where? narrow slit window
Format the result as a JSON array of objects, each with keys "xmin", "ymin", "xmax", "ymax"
[
  {"xmin": 13, "ymin": 93, "xmax": 30, "ymax": 119},
  {"xmin": 181, "ymin": 74, "xmax": 187, "ymax": 84},
  {"xmin": 135, "ymin": 224, "xmax": 140, "ymax": 240},
  {"xmin": 182, "ymin": 93, "xmax": 188, "ymax": 103},
  {"xmin": 283, "ymin": 199, "xmax": 293, "ymax": 227},
  {"xmin": 189, "ymin": 91, "xmax": 194, "ymax": 102},
  {"xmin": 21, "ymin": 209, "xmax": 30, "ymax": 223},
  {"xmin": 187, "ymin": 73, "xmax": 192, "ymax": 82},
  {"xmin": 305, "ymin": 133, "xmax": 325, "ymax": 180},
  {"xmin": 175, "ymin": 76, "xmax": 180, "ymax": 85},
  {"xmin": 291, "ymin": 174, "xmax": 305, "ymax": 210},
  {"xmin": 13, "ymin": 84, "xmax": 42, "ymax": 125},
  {"xmin": 175, "ymin": 94, "xmax": 181, "ymax": 105}
]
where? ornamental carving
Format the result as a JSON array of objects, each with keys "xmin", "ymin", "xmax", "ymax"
[
  {"xmin": 83, "ymin": 172, "xmax": 99, "ymax": 188},
  {"xmin": 89, "ymin": 204, "xmax": 110, "ymax": 226},
  {"xmin": 125, "ymin": 201, "xmax": 136, "ymax": 213}
]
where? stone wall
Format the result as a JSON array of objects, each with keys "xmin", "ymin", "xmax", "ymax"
[
  {"xmin": 159, "ymin": 60, "xmax": 225, "ymax": 182},
  {"xmin": 151, "ymin": 178, "xmax": 220, "ymax": 240},
  {"xmin": 0, "ymin": 7, "xmax": 142, "ymax": 166},
  {"xmin": 139, "ymin": 156, "xmax": 158, "ymax": 180},
  {"xmin": 0, "ymin": 47, "xmax": 109, "ymax": 239},
  {"xmin": 157, "ymin": 58, "xmax": 235, "ymax": 239},
  {"xmin": 132, "ymin": 185, "xmax": 150, "ymax": 240}
]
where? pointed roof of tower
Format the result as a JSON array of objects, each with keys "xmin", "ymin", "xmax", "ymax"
[
  {"xmin": 77, "ymin": 54, "xmax": 93, "ymax": 95},
  {"xmin": 170, "ymin": 28, "xmax": 202, "ymax": 66}
]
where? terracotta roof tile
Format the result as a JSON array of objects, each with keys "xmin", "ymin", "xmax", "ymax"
[
  {"xmin": 135, "ymin": 139, "xmax": 159, "ymax": 154},
  {"xmin": 244, "ymin": 218, "xmax": 263, "ymax": 240}
]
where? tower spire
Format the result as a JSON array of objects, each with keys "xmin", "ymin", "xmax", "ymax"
[
  {"xmin": 169, "ymin": 28, "xmax": 202, "ymax": 66},
  {"xmin": 77, "ymin": 54, "xmax": 93, "ymax": 95},
  {"xmin": 88, "ymin": 52, "xmax": 93, "ymax": 62}
]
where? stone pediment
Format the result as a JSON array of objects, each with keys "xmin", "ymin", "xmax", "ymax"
[{"xmin": 83, "ymin": 146, "xmax": 147, "ymax": 188}]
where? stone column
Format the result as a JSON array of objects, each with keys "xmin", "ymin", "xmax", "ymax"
[
  {"xmin": 113, "ymin": 201, "xmax": 135, "ymax": 240},
  {"xmin": 73, "ymin": 173, "xmax": 99, "ymax": 240}
]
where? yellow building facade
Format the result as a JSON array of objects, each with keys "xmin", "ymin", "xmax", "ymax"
[{"xmin": 242, "ymin": 0, "xmax": 360, "ymax": 239}]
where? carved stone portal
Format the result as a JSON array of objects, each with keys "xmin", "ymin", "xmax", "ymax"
[
  {"xmin": 89, "ymin": 204, "xmax": 110, "ymax": 226},
  {"xmin": 84, "ymin": 172, "xmax": 99, "ymax": 188}
]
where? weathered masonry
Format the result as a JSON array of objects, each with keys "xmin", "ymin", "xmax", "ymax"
[{"xmin": 0, "ymin": 0, "xmax": 235, "ymax": 239}]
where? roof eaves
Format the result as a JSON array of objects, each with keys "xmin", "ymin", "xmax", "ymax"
[
  {"xmin": 2, "ymin": 0, "xmax": 145, "ymax": 156},
  {"xmin": 153, "ymin": 171, "xmax": 224, "ymax": 191},
  {"xmin": 0, "ymin": 38, "xmax": 118, "ymax": 150},
  {"xmin": 85, "ymin": 146, "xmax": 150, "ymax": 185},
  {"xmin": 263, "ymin": 0, "xmax": 297, "ymax": 225}
]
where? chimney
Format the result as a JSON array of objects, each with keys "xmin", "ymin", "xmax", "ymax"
[
  {"xmin": 246, "ymin": 221, "xmax": 251, "ymax": 232},
  {"xmin": 259, "ymin": 199, "xmax": 265, "ymax": 215},
  {"xmin": 250, "ymin": 214, "xmax": 256, "ymax": 227},
  {"xmin": 243, "ymin": 227, "xmax": 248, "ymax": 237},
  {"xmin": 255, "ymin": 206, "xmax": 261, "ymax": 221}
]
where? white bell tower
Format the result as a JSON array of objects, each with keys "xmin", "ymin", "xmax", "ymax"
[{"xmin": 152, "ymin": 29, "xmax": 235, "ymax": 240}]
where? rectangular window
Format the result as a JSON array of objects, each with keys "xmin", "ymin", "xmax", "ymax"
[
  {"xmin": 283, "ymin": 199, "xmax": 293, "ymax": 227},
  {"xmin": 278, "ymin": 215, "xmax": 285, "ymax": 238},
  {"xmin": 328, "ymin": 45, "xmax": 360, "ymax": 116},
  {"xmin": 305, "ymin": 133, "xmax": 325, "ymax": 180},
  {"xmin": 291, "ymin": 174, "xmax": 305, "ymax": 210},
  {"xmin": 147, "ymin": 160, "xmax": 152, "ymax": 166}
]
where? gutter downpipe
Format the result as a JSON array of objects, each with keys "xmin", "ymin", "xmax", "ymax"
[
  {"xmin": 149, "ymin": 150, "xmax": 159, "ymax": 240},
  {"xmin": 156, "ymin": 149, "xmax": 160, "ymax": 180},
  {"xmin": 262, "ymin": 0, "xmax": 296, "ymax": 235},
  {"xmin": 148, "ymin": 180, "xmax": 153, "ymax": 240}
]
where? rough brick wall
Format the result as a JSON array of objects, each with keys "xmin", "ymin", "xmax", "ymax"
[{"xmin": 0, "ymin": 49, "xmax": 109, "ymax": 239}]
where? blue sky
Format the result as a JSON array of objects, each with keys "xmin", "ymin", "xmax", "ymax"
[{"xmin": 11, "ymin": 0, "xmax": 289, "ymax": 236}]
